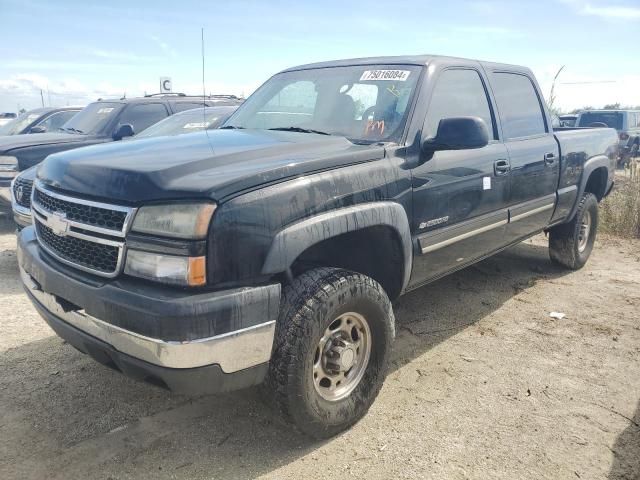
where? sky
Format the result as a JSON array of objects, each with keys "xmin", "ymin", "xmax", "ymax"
[{"xmin": 1, "ymin": 0, "xmax": 639, "ymax": 113}]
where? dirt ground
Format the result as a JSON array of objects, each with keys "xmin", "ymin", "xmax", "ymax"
[{"xmin": 0, "ymin": 216, "xmax": 639, "ymax": 480}]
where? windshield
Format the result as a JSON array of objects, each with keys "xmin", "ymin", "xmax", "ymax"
[
  {"xmin": 135, "ymin": 106, "xmax": 237, "ymax": 138},
  {"xmin": 61, "ymin": 102, "xmax": 123, "ymax": 134},
  {"xmin": 577, "ymin": 112, "xmax": 623, "ymax": 130},
  {"xmin": 0, "ymin": 111, "xmax": 41, "ymax": 135},
  {"xmin": 225, "ymin": 64, "xmax": 422, "ymax": 143}
]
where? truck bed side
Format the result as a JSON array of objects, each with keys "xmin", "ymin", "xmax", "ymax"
[{"xmin": 550, "ymin": 127, "xmax": 618, "ymax": 224}]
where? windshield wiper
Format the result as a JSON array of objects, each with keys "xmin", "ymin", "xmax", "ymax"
[
  {"xmin": 59, "ymin": 126, "xmax": 84, "ymax": 134},
  {"xmin": 220, "ymin": 125, "xmax": 245, "ymax": 130},
  {"xmin": 268, "ymin": 126, "xmax": 331, "ymax": 136}
]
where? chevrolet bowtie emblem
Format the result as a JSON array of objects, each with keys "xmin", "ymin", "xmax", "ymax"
[{"xmin": 48, "ymin": 211, "xmax": 69, "ymax": 236}]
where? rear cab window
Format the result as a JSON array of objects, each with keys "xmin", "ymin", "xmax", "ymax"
[
  {"xmin": 490, "ymin": 72, "xmax": 547, "ymax": 140},
  {"xmin": 117, "ymin": 103, "xmax": 169, "ymax": 134}
]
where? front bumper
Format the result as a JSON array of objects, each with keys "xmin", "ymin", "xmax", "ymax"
[{"xmin": 18, "ymin": 227, "xmax": 281, "ymax": 394}]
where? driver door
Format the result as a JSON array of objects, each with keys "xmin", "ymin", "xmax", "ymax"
[{"xmin": 408, "ymin": 67, "xmax": 511, "ymax": 287}]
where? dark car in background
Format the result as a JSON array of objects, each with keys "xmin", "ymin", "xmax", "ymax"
[
  {"xmin": 0, "ymin": 107, "xmax": 82, "ymax": 136},
  {"xmin": 576, "ymin": 109, "xmax": 640, "ymax": 165},
  {"xmin": 11, "ymin": 105, "xmax": 240, "ymax": 228},
  {"xmin": 0, "ymin": 94, "xmax": 244, "ymax": 215}
]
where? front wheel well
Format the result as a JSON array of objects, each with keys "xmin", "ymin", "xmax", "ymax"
[{"xmin": 289, "ymin": 226, "xmax": 405, "ymax": 301}]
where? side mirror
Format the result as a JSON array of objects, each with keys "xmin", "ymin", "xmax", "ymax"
[
  {"xmin": 113, "ymin": 124, "xmax": 135, "ymax": 140},
  {"xmin": 422, "ymin": 117, "xmax": 489, "ymax": 152},
  {"xmin": 29, "ymin": 125, "xmax": 47, "ymax": 134}
]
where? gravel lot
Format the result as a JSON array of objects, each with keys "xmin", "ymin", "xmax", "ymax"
[{"xmin": 0, "ymin": 216, "xmax": 639, "ymax": 480}]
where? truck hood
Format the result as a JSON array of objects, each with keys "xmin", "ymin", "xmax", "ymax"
[
  {"xmin": 0, "ymin": 132, "xmax": 97, "ymax": 153},
  {"xmin": 36, "ymin": 129, "xmax": 386, "ymax": 204}
]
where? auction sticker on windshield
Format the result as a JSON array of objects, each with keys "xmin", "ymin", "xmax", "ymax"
[{"xmin": 360, "ymin": 70, "xmax": 411, "ymax": 81}]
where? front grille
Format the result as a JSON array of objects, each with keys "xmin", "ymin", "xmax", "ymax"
[
  {"xmin": 36, "ymin": 220, "xmax": 119, "ymax": 274},
  {"xmin": 31, "ymin": 182, "xmax": 133, "ymax": 277},
  {"xmin": 13, "ymin": 178, "xmax": 33, "ymax": 208},
  {"xmin": 34, "ymin": 188, "xmax": 127, "ymax": 231}
]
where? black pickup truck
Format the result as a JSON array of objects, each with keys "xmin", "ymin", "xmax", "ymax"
[
  {"xmin": 0, "ymin": 94, "xmax": 243, "ymax": 215},
  {"xmin": 18, "ymin": 55, "xmax": 617, "ymax": 438}
]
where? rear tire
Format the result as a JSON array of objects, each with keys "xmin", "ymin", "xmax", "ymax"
[
  {"xmin": 549, "ymin": 192, "xmax": 598, "ymax": 270},
  {"xmin": 266, "ymin": 267, "xmax": 394, "ymax": 438}
]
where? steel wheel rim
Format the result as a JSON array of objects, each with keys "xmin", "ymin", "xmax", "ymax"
[
  {"xmin": 578, "ymin": 210, "xmax": 592, "ymax": 253},
  {"xmin": 312, "ymin": 312, "xmax": 372, "ymax": 402}
]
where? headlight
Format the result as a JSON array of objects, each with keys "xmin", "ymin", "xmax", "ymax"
[
  {"xmin": 131, "ymin": 203, "xmax": 216, "ymax": 239},
  {"xmin": 125, "ymin": 250, "xmax": 206, "ymax": 286},
  {"xmin": 0, "ymin": 155, "xmax": 18, "ymax": 175}
]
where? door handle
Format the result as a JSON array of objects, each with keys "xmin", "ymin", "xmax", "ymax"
[
  {"xmin": 494, "ymin": 159, "xmax": 510, "ymax": 175},
  {"xmin": 544, "ymin": 152, "xmax": 557, "ymax": 165}
]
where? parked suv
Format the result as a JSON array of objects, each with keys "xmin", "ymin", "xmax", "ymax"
[
  {"xmin": 0, "ymin": 94, "xmax": 243, "ymax": 215},
  {"xmin": 576, "ymin": 109, "xmax": 640, "ymax": 166},
  {"xmin": 0, "ymin": 107, "xmax": 82, "ymax": 136}
]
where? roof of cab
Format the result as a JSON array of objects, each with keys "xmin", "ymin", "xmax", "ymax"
[{"xmin": 281, "ymin": 54, "xmax": 532, "ymax": 75}]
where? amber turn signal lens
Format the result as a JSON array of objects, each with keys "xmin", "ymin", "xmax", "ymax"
[{"xmin": 188, "ymin": 256, "xmax": 207, "ymax": 286}]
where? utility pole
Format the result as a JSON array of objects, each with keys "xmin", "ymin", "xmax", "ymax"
[{"xmin": 40, "ymin": 90, "xmax": 45, "ymax": 107}]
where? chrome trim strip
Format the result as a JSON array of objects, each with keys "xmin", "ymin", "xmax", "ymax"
[
  {"xmin": 510, "ymin": 203, "xmax": 555, "ymax": 222},
  {"xmin": 420, "ymin": 219, "xmax": 507, "ymax": 254},
  {"xmin": 21, "ymin": 267, "xmax": 275, "ymax": 373}
]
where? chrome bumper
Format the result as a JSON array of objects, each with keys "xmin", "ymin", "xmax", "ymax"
[{"xmin": 21, "ymin": 267, "xmax": 276, "ymax": 373}]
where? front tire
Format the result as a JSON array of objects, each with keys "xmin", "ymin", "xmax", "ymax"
[
  {"xmin": 267, "ymin": 268, "xmax": 394, "ymax": 438},
  {"xmin": 549, "ymin": 192, "xmax": 598, "ymax": 270}
]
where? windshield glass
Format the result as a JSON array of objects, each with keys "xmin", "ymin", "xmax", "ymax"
[
  {"xmin": 135, "ymin": 106, "xmax": 237, "ymax": 138},
  {"xmin": 0, "ymin": 112, "xmax": 41, "ymax": 135},
  {"xmin": 577, "ymin": 112, "xmax": 623, "ymax": 130},
  {"xmin": 225, "ymin": 64, "xmax": 422, "ymax": 143},
  {"xmin": 61, "ymin": 102, "xmax": 123, "ymax": 134}
]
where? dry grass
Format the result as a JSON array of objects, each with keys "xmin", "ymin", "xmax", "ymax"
[{"xmin": 600, "ymin": 166, "xmax": 640, "ymax": 238}]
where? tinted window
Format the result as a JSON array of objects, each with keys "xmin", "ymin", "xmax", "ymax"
[
  {"xmin": 577, "ymin": 112, "xmax": 623, "ymax": 130},
  {"xmin": 37, "ymin": 110, "xmax": 78, "ymax": 132},
  {"xmin": 172, "ymin": 102, "xmax": 207, "ymax": 113},
  {"xmin": 424, "ymin": 69, "xmax": 495, "ymax": 139},
  {"xmin": 117, "ymin": 103, "xmax": 169, "ymax": 134},
  {"xmin": 492, "ymin": 73, "xmax": 546, "ymax": 139}
]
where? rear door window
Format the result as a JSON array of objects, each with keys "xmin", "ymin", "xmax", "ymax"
[
  {"xmin": 491, "ymin": 73, "xmax": 547, "ymax": 139},
  {"xmin": 172, "ymin": 102, "xmax": 207, "ymax": 113},
  {"xmin": 424, "ymin": 68, "xmax": 496, "ymax": 140},
  {"xmin": 117, "ymin": 103, "xmax": 169, "ymax": 134}
]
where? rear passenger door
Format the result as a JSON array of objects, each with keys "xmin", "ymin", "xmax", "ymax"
[
  {"xmin": 489, "ymin": 71, "xmax": 559, "ymax": 240},
  {"xmin": 409, "ymin": 67, "xmax": 511, "ymax": 287},
  {"xmin": 116, "ymin": 103, "xmax": 170, "ymax": 135}
]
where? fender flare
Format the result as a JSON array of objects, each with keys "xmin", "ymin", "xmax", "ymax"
[
  {"xmin": 567, "ymin": 154, "xmax": 610, "ymax": 221},
  {"xmin": 261, "ymin": 202, "xmax": 413, "ymax": 293}
]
